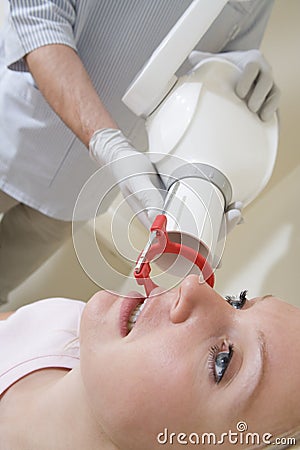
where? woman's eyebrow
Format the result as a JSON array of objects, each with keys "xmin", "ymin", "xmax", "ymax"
[
  {"xmin": 241, "ymin": 331, "xmax": 267, "ymax": 406},
  {"xmin": 260, "ymin": 294, "xmax": 274, "ymax": 301},
  {"xmin": 252, "ymin": 330, "xmax": 267, "ymax": 396},
  {"xmin": 247, "ymin": 294, "xmax": 273, "ymax": 308},
  {"xmin": 230, "ymin": 330, "xmax": 267, "ymax": 415}
]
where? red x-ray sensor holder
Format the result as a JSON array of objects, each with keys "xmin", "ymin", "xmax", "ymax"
[{"xmin": 134, "ymin": 214, "xmax": 215, "ymax": 296}]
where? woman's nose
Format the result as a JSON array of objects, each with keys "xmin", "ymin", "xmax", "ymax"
[{"xmin": 169, "ymin": 274, "xmax": 228, "ymax": 324}]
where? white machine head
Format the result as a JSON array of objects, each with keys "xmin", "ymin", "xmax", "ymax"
[{"xmin": 122, "ymin": 0, "xmax": 278, "ymax": 291}]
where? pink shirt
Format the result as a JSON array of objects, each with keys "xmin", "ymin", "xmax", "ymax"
[{"xmin": 0, "ymin": 298, "xmax": 86, "ymax": 397}]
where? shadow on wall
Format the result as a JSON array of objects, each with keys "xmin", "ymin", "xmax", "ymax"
[
  {"xmin": 216, "ymin": 165, "xmax": 300, "ymax": 307},
  {"xmin": 259, "ymin": 0, "xmax": 300, "ymax": 198}
]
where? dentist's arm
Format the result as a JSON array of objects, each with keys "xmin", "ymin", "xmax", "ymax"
[
  {"xmin": 25, "ymin": 44, "xmax": 117, "ymax": 147},
  {"xmin": 25, "ymin": 44, "xmax": 164, "ymax": 227}
]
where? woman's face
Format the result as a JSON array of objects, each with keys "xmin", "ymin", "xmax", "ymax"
[{"xmin": 80, "ymin": 275, "xmax": 300, "ymax": 450}]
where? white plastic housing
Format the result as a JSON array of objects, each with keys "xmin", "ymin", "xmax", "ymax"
[
  {"xmin": 122, "ymin": 0, "xmax": 229, "ymax": 117},
  {"xmin": 145, "ymin": 58, "xmax": 278, "ymax": 270},
  {"xmin": 162, "ymin": 178, "xmax": 225, "ymax": 270}
]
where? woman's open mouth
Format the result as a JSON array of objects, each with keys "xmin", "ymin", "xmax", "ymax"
[
  {"xmin": 119, "ymin": 294, "xmax": 149, "ymax": 337},
  {"xmin": 127, "ymin": 298, "xmax": 150, "ymax": 333},
  {"xmin": 119, "ymin": 287, "xmax": 166, "ymax": 337}
]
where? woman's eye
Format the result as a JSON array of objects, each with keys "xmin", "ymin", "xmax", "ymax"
[
  {"xmin": 209, "ymin": 344, "xmax": 233, "ymax": 384},
  {"xmin": 225, "ymin": 290, "xmax": 248, "ymax": 309}
]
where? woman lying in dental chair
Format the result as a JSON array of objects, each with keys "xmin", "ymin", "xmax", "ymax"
[{"xmin": 0, "ymin": 274, "xmax": 299, "ymax": 450}]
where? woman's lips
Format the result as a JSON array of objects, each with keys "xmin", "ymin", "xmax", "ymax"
[
  {"xmin": 119, "ymin": 286, "xmax": 179, "ymax": 337},
  {"xmin": 119, "ymin": 292, "xmax": 145, "ymax": 338}
]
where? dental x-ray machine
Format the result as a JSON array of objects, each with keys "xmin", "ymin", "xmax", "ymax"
[{"xmin": 122, "ymin": 0, "xmax": 278, "ymax": 295}]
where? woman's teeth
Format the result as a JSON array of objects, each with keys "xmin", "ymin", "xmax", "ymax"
[{"xmin": 127, "ymin": 298, "xmax": 149, "ymax": 332}]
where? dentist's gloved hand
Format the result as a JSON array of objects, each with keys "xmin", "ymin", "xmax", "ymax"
[
  {"xmin": 89, "ymin": 128, "xmax": 165, "ymax": 228},
  {"xmin": 188, "ymin": 49, "xmax": 280, "ymax": 121}
]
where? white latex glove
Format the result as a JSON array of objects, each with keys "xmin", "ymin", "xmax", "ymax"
[
  {"xmin": 89, "ymin": 128, "xmax": 165, "ymax": 228},
  {"xmin": 189, "ymin": 49, "xmax": 280, "ymax": 121}
]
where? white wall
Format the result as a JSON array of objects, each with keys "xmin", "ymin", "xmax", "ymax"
[
  {"xmin": 1, "ymin": 0, "xmax": 299, "ymax": 311},
  {"xmin": 216, "ymin": 165, "xmax": 300, "ymax": 305},
  {"xmin": 214, "ymin": 0, "xmax": 300, "ymax": 307}
]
